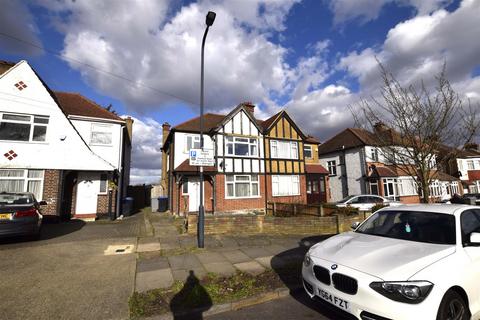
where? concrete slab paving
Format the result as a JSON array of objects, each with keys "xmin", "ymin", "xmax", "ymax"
[
  {"xmin": 255, "ymin": 256, "xmax": 274, "ymax": 268},
  {"xmin": 172, "ymin": 268, "xmax": 207, "ymax": 282},
  {"xmin": 137, "ymin": 257, "xmax": 170, "ymax": 273},
  {"xmin": 203, "ymin": 262, "xmax": 236, "ymax": 277},
  {"xmin": 136, "ymin": 268, "xmax": 174, "ymax": 292},
  {"xmin": 241, "ymin": 247, "xmax": 271, "ymax": 259},
  {"xmin": 221, "ymin": 250, "xmax": 252, "ymax": 264},
  {"xmin": 233, "ymin": 261, "xmax": 265, "ymax": 276},
  {"xmin": 263, "ymin": 244, "xmax": 289, "ymax": 256},
  {"xmin": 136, "ymin": 238, "xmax": 161, "ymax": 252},
  {"xmin": 196, "ymin": 251, "xmax": 227, "ymax": 264},
  {"xmin": 168, "ymin": 254, "xmax": 203, "ymax": 270}
]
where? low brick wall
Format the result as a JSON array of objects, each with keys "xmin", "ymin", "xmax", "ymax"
[{"xmin": 187, "ymin": 212, "xmax": 372, "ymax": 235}]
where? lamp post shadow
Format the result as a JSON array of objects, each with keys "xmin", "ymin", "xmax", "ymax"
[{"xmin": 170, "ymin": 270, "xmax": 212, "ymax": 320}]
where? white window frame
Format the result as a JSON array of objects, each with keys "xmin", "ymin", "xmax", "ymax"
[
  {"xmin": 272, "ymin": 175, "xmax": 300, "ymax": 196},
  {"xmin": 225, "ymin": 174, "xmax": 260, "ymax": 199},
  {"xmin": 0, "ymin": 112, "xmax": 49, "ymax": 143},
  {"xmin": 369, "ymin": 180, "xmax": 379, "ymax": 195},
  {"xmin": 370, "ymin": 147, "xmax": 378, "ymax": 162},
  {"xmin": 0, "ymin": 169, "xmax": 45, "ymax": 200},
  {"xmin": 90, "ymin": 123, "xmax": 113, "ymax": 146},
  {"xmin": 184, "ymin": 135, "xmax": 201, "ymax": 153},
  {"xmin": 225, "ymin": 136, "xmax": 258, "ymax": 157},
  {"xmin": 382, "ymin": 178, "xmax": 399, "ymax": 201},
  {"xmin": 181, "ymin": 177, "xmax": 189, "ymax": 195},
  {"xmin": 99, "ymin": 173, "xmax": 108, "ymax": 194},
  {"xmin": 467, "ymin": 160, "xmax": 474, "ymax": 170},
  {"xmin": 270, "ymin": 140, "xmax": 298, "ymax": 159},
  {"xmin": 327, "ymin": 160, "xmax": 337, "ymax": 176},
  {"xmin": 304, "ymin": 145, "xmax": 313, "ymax": 159}
]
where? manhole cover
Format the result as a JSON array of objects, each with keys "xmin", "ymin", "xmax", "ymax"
[{"xmin": 104, "ymin": 244, "xmax": 134, "ymax": 255}]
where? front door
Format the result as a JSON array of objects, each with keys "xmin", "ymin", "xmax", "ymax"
[
  {"xmin": 187, "ymin": 178, "xmax": 203, "ymax": 212},
  {"xmin": 307, "ymin": 175, "xmax": 327, "ymax": 204},
  {"xmin": 76, "ymin": 172, "xmax": 98, "ymax": 214}
]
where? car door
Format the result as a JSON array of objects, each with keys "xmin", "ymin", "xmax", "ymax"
[
  {"xmin": 460, "ymin": 209, "xmax": 480, "ymax": 314},
  {"xmin": 347, "ymin": 196, "xmax": 361, "ymax": 209}
]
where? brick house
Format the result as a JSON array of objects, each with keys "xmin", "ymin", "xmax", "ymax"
[
  {"xmin": 439, "ymin": 144, "xmax": 480, "ymax": 194},
  {"xmin": 0, "ymin": 60, "xmax": 132, "ymax": 220},
  {"xmin": 161, "ymin": 103, "xmax": 329, "ymax": 215},
  {"xmin": 318, "ymin": 125, "xmax": 461, "ymax": 203}
]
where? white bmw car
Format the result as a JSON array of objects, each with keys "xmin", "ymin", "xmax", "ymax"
[{"xmin": 302, "ymin": 204, "xmax": 480, "ymax": 320}]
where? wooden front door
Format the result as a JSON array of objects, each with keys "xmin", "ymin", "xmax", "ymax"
[{"xmin": 307, "ymin": 175, "xmax": 327, "ymax": 204}]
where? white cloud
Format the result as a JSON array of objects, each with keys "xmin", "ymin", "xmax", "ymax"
[
  {"xmin": 127, "ymin": 116, "xmax": 163, "ymax": 185},
  {"xmin": 0, "ymin": 1, "xmax": 43, "ymax": 55},
  {"xmin": 34, "ymin": 0, "xmax": 299, "ymax": 115},
  {"xmin": 329, "ymin": 0, "xmax": 452, "ymax": 25}
]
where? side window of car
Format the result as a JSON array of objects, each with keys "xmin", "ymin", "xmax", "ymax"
[
  {"xmin": 371, "ymin": 196, "xmax": 383, "ymax": 203},
  {"xmin": 461, "ymin": 210, "xmax": 480, "ymax": 245},
  {"xmin": 349, "ymin": 197, "xmax": 360, "ymax": 204}
]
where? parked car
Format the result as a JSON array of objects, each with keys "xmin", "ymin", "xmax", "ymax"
[
  {"xmin": 302, "ymin": 204, "xmax": 480, "ymax": 320},
  {"xmin": 335, "ymin": 194, "xmax": 401, "ymax": 211},
  {"xmin": 0, "ymin": 192, "xmax": 45, "ymax": 240},
  {"xmin": 461, "ymin": 193, "xmax": 480, "ymax": 205}
]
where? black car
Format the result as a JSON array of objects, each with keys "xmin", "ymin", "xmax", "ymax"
[{"xmin": 0, "ymin": 192, "xmax": 46, "ymax": 239}]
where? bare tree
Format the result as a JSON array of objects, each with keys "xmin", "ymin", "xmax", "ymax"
[{"xmin": 352, "ymin": 63, "xmax": 479, "ymax": 203}]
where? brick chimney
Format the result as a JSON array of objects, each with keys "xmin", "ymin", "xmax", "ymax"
[
  {"xmin": 161, "ymin": 122, "xmax": 171, "ymax": 196},
  {"xmin": 242, "ymin": 102, "xmax": 255, "ymax": 115},
  {"xmin": 125, "ymin": 117, "xmax": 134, "ymax": 144},
  {"xmin": 162, "ymin": 122, "xmax": 171, "ymax": 144},
  {"xmin": 373, "ymin": 122, "xmax": 388, "ymax": 133}
]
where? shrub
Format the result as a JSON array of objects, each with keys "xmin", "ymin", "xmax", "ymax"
[{"xmin": 371, "ymin": 204, "xmax": 387, "ymax": 213}]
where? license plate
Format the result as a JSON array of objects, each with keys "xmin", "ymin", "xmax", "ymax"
[
  {"xmin": 0, "ymin": 213, "xmax": 12, "ymax": 220},
  {"xmin": 317, "ymin": 287, "xmax": 350, "ymax": 311}
]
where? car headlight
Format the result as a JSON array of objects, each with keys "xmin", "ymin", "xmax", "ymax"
[
  {"xmin": 303, "ymin": 254, "xmax": 312, "ymax": 267},
  {"xmin": 369, "ymin": 281, "xmax": 433, "ymax": 304}
]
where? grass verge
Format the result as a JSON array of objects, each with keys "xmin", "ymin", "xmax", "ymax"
[{"xmin": 129, "ymin": 270, "xmax": 285, "ymax": 319}]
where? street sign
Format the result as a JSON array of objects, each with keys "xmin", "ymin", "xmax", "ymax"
[{"xmin": 189, "ymin": 149, "xmax": 215, "ymax": 166}]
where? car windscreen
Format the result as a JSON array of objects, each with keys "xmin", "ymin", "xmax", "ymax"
[
  {"xmin": 355, "ymin": 210, "xmax": 456, "ymax": 245},
  {"xmin": 0, "ymin": 193, "xmax": 34, "ymax": 205}
]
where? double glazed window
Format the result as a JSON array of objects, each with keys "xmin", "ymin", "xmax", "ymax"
[
  {"xmin": 0, "ymin": 113, "xmax": 49, "ymax": 142},
  {"xmin": 270, "ymin": 140, "xmax": 298, "ymax": 159},
  {"xmin": 185, "ymin": 135, "xmax": 201, "ymax": 153},
  {"xmin": 225, "ymin": 175, "xmax": 259, "ymax": 198},
  {"xmin": 327, "ymin": 160, "xmax": 337, "ymax": 176},
  {"xmin": 90, "ymin": 123, "xmax": 113, "ymax": 145},
  {"xmin": 0, "ymin": 169, "xmax": 44, "ymax": 200},
  {"xmin": 226, "ymin": 137, "xmax": 258, "ymax": 157},
  {"xmin": 272, "ymin": 175, "xmax": 300, "ymax": 196},
  {"xmin": 370, "ymin": 148, "xmax": 379, "ymax": 162},
  {"xmin": 304, "ymin": 145, "xmax": 313, "ymax": 159},
  {"xmin": 382, "ymin": 178, "xmax": 399, "ymax": 201}
]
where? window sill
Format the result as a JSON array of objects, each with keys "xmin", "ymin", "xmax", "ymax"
[
  {"xmin": 90, "ymin": 144, "xmax": 113, "ymax": 147},
  {"xmin": 225, "ymin": 196, "xmax": 261, "ymax": 199},
  {"xmin": 272, "ymin": 194, "xmax": 301, "ymax": 197},
  {"xmin": 0, "ymin": 140, "xmax": 49, "ymax": 145}
]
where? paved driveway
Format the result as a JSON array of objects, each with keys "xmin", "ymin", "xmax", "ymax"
[{"xmin": 0, "ymin": 214, "xmax": 145, "ymax": 320}]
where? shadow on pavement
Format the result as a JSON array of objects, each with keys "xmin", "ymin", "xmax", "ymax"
[
  {"xmin": 170, "ymin": 270, "xmax": 212, "ymax": 320},
  {"xmin": 271, "ymin": 235, "xmax": 356, "ymax": 320},
  {"xmin": 0, "ymin": 219, "xmax": 86, "ymax": 245}
]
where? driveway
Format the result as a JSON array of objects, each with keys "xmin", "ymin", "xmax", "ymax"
[{"xmin": 0, "ymin": 213, "xmax": 146, "ymax": 320}]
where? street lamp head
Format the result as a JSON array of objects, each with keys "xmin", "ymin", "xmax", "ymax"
[{"xmin": 206, "ymin": 11, "xmax": 216, "ymax": 26}]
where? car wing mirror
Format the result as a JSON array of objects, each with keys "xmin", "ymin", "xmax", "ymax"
[
  {"xmin": 351, "ymin": 221, "xmax": 361, "ymax": 230},
  {"xmin": 469, "ymin": 232, "xmax": 480, "ymax": 245},
  {"xmin": 39, "ymin": 200, "xmax": 47, "ymax": 206}
]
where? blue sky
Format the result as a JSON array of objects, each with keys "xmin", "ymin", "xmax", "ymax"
[{"xmin": 1, "ymin": 0, "xmax": 479, "ymax": 184}]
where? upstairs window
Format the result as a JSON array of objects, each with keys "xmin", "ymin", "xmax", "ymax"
[
  {"xmin": 370, "ymin": 147, "xmax": 379, "ymax": 162},
  {"xmin": 185, "ymin": 135, "xmax": 201, "ymax": 153},
  {"xmin": 304, "ymin": 145, "xmax": 313, "ymax": 159},
  {"xmin": 467, "ymin": 160, "xmax": 474, "ymax": 170},
  {"xmin": 226, "ymin": 136, "xmax": 258, "ymax": 157},
  {"xmin": 90, "ymin": 124, "xmax": 113, "ymax": 145},
  {"xmin": 0, "ymin": 113, "xmax": 49, "ymax": 142},
  {"xmin": 327, "ymin": 160, "xmax": 337, "ymax": 175},
  {"xmin": 271, "ymin": 140, "xmax": 298, "ymax": 159}
]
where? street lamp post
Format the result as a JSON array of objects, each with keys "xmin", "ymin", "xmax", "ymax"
[{"xmin": 198, "ymin": 11, "xmax": 216, "ymax": 248}]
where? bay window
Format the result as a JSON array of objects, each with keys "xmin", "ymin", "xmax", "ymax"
[
  {"xmin": 0, "ymin": 113, "xmax": 49, "ymax": 142},
  {"xmin": 226, "ymin": 137, "xmax": 258, "ymax": 157},
  {"xmin": 225, "ymin": 175, "xmax": 259, "ymax": 198},
  {"xmin": 270, "ymin": 140, "xmax": 298, "ymax": 159},
  {"xmin": 272, "ymin": 175, "xmax": 300, "ymax": 196},
  {"xmin": 0, "ymin": 169, "xmax": 44, "ymax": 200}
]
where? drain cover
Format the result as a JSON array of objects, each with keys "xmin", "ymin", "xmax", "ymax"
[{"xmin": 104, "ymin": 244, "xmax": 134, "ymax": 255}]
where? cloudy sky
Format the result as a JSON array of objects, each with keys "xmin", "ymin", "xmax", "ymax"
[{"xmin": 1, "ymin": 0, "xmax": 479, "ymax": 184}]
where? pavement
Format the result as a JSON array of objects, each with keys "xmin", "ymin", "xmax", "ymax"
[
  {"xmin": 134, "ymin": 212, "xmax": 321, "ymax": 294},
  {"xmin": 0, "ymin": 211, "xmax": 146, "ymax": 320}
]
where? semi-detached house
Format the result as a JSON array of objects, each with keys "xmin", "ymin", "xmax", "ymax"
[
  {"xmin": 318, "ymin": 125, "xmax": 462, "ymax": 203},
  {"xmin": 161, "ymin": 103, "xmax": 329, "ymax": 215},
  {"xmin": 0, "ymin": 60, "xmax": 132, "ymax": 220}
]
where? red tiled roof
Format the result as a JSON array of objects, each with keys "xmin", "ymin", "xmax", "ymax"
[
  {"xmin": 260, "ymin": 111, "xmax": 282, "ymax": 130},
  {"xmin": 305, "ymin": 164, "xmax": 329, "ymax": 174},
  {"xmin": 0, "ymin": 60, "xmax": 16, "ymax": 76},
  {"xmin": 174, "ymin": 159, "xmax": 217, "ymax": 173},
  {"xmin": 467, "ymin": 170, "xmax": 480, "ymax": 181},
  {"xmin": 53, "ymin": 92, "xmax": 123, "ymax": 121},
  {"xmin": 305, "ymin": 135, "xmax": 321, "ymax": 144},
  {"xmin": 432, "ymin": 171, "xmax": 459, "ymax": 182},
  {"xmin": 173, "ymin": 113, "xmax": 226, "ymax": 132},
  {"xmin": 375, "ymin": 166, "xmax": 398, "ymax": 177}
]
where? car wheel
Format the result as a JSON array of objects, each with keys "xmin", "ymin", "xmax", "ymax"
[{"xmin": 437, "ymin": 290, "xmax": 470, "ymax": 320}]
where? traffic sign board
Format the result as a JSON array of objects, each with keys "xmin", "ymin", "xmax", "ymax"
[{"xmin": 189, "ymin": 149, "xmax": 215, "ymax": 166}]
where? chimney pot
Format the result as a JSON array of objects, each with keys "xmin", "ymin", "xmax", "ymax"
[{"xmin": 242, "ymin": 102, "xmax": 255, "ymax": 115}]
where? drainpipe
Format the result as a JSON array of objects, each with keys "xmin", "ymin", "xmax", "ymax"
[{"xmin": 115, "ymin": 124, "xmax": 126, "ymax": 218}]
